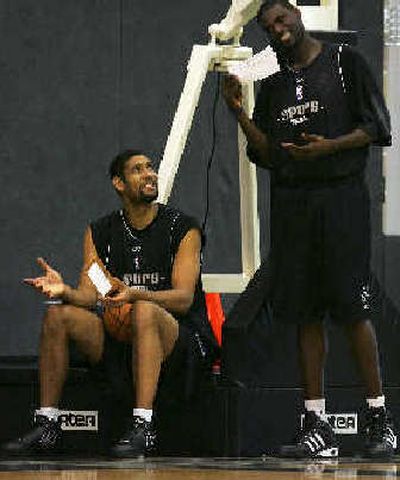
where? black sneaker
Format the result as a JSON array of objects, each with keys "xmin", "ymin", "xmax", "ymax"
[
  {"xmin": 2, "ymin": 415, "xmax": 62, "ymax": 454},
  {"xmin": 110, "ymin": 416, "xmax": 156, "ymax": 458},
  {"xmin": 363, "ymin": 406, "xmax": 397, "ymax": 458},
  {"xmin": 280, "ymin": 411, "xmax": 339, "ymax": 458}
]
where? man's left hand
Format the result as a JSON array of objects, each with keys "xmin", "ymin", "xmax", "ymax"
[
  {"xmin": 281, "ymin": 133, "xmax": 337, "ymax": 159},
  {"xmin": 104, "ymin": 279, "xmax": 138, "ymax": 306}
]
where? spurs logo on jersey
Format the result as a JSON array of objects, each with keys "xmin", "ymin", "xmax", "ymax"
[
  {"xmin": 278, "ymin": 100, "xmax": 320, "ymax": 126},
  {"xmin": 123, "ymin": 272, "xmax": 164, "ymax": 290}
]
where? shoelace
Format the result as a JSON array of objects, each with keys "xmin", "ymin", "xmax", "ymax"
[
  {"xmin": 366, "ymin": 411, "xmax": 392, "ymax": 441},
  {"xmin": 295, "ymin": 416, "xmax": 326, "ymax": 443},
  {"xmin": 38, "ymin": 420, "xmax": 59, "ymax": 447},
  {"xmin": 119, "ymin": 418, "xmax": 150, "ymax": 442}
]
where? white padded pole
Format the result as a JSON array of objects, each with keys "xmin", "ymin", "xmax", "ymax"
[{"xmin": 157, "ymin": 45, "xmax": 218, "ymax": 204}]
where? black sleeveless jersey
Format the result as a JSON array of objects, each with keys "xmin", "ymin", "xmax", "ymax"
[
  {"xmin": 90, "ymin": 204, "xmax": 217, "ymax": 348},
  {"xmin": 248, "ymin": 43, "xmax": 391, "ymax": 186}
]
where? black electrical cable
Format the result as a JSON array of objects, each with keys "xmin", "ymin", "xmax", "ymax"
[{"xmin": 201, "ymin": 72, "xmax": 221, "ymax": 238}]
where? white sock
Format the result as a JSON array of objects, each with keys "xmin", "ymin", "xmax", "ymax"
[
  {"xmin": 37, "ymin": 407, "xmax": 60, "ymax": 421},
  {"xmin": 305, "ymin": 398, "xmax": 326, "ymax": 417},
  {"xmin": 366, "ymin": 395, "xmax": 386, "ymax": 409},
  {"xmin": 133, "ymin": 408, "xmax": 152, "ymax": 422}
]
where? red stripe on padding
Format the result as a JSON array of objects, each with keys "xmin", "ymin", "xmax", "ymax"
[{"xmin": 205, "ymin": 293, "xmax": 225, "ymax": 346}]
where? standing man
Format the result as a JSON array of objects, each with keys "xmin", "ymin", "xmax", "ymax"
[
  {"xmin": 3, "ymin": 149, "xmax": 218, "ymax": 457},
  {"xmin": 223, "ymin": 0, "xmax": 396, "ymax": 458}
]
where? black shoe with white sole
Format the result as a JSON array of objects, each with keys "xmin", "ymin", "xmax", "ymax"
[
  {"xmin": 110, "ymin": 416, "xmax": 157, "ymax": 458},
  {"xmin": 363, "ymin": 406, "xmax": 397, "ymax": 458},
  {"xmin": 280, "ymin": 411, "xmax": 339, "ymax": 458},
  {"xmin": 2, "ymin": 415, "xmax": 62, "ymax": 455}
]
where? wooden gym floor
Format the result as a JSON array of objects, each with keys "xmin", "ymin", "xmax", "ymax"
[{"xmin": 0, "ymin": 456, "xmax": 399, "ymax": 479}]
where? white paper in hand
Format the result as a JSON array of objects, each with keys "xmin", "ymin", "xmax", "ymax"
[
  {"xmin": 87, "ymin": 262, "xmax": 112, "ymax": 297},
  {"xmin": 227, "ymin": 46, "xmax": 280, "ymax": 82}
]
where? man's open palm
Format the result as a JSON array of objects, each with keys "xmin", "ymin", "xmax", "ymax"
[{"xmin": 24, "ymin": 257, "xmax": 65, "ymax": 298}]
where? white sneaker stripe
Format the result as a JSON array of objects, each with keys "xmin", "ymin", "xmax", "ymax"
[
  {"xmin": 314, "ymin": 432, "xmax": 326, "ymax": 447},
  {"xmin": 304, "ymin": 439, "xmax": 316, "ymax": 453}
]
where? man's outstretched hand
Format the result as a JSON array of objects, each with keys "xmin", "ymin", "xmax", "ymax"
[
  {"xmin": 282, "ymin": 133, "xmax": 338, "ymax": 159},
  {"xmin": 24, "ymin": 257, "xmax": 65, "ymax": 298}
]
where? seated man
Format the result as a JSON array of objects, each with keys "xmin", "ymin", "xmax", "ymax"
[{"xmin": 3, "ymin": 149, "xmax": 218, "ymax": 457}]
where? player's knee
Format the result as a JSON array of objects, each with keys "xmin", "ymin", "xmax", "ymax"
[
  {"xmin": 130, "ymin": 300, "xmax": 158, "ymax": 331},
  {"xmin": 42, "ymin": 304, "xmax": 70, "ymax": 333},
  {"xmin": 43, "ymin": 304, "xmax": 79, "ymax": 335},
  {"xmin": 345, "ymin": 317, "xmax": 373, "ymax": 335}
]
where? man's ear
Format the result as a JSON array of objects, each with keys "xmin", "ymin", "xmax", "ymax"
[
  {"xmin": 294, "ymin": 6, "xmax": 302, "ymax": 19},
  {"xmin": 112, "ymin": 176, "xmax": 125, "ymax": 193}
]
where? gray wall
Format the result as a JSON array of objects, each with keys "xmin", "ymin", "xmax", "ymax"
[
  {"xmin": 1, "ymin": 0, "xmax": 398, "ymax": 361},
  {"xmin": 0, "ymin": 0, "xmax": 241, "ymax": 356}
]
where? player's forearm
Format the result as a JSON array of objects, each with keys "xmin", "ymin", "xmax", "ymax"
[
  {"xmin": 331, "ymin": 128, "xmax": 372, "ymax": 153},
  {"xmin": 236, "ymin": 109, "xmax": 271, "ymax": 167},
  {"xmin": 61, "ymin": 285, "xmax": 98, "ymax": 308},
  {"xmin": 129, "ymin": 288, "xmax": 194, "ymax": 316}
]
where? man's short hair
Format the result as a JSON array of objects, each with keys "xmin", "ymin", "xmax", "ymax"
[
  {"xmin": 257, "ymin": 0, "xmax": 295, "ymax": 23},
  {"xmin": 108, "ymin": 149, "xmax": 146, "ymax": 179}
]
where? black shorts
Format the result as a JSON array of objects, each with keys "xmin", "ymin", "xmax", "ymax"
[{"xmin": 269, "ymin": 176, "xmax": 372, "ymax": 324}]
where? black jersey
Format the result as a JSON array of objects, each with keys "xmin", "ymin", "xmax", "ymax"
[
  {"xmin": 248, "ymin": 43, "xmax": 391, "ymax": 186},
  {"xmin": 90, "ymin": 204, "xmax": 216, "ymax": 347}
]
